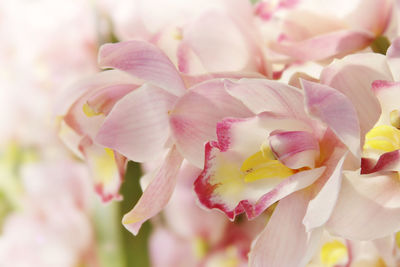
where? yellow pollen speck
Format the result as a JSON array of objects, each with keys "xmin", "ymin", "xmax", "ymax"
[
  {"xmin": 82, "ymin": 103, "xmax": 101, "ymax": 117},
  {"xmin": 241, "ymin": 146, "xmax": 294, "ymax": 182},
  {"xmin": 320, "ymin": 240, "xmax": 348, "ymax": 266},
  {"xmin": 364, "ymin": 125, "xmax": 400, "ymax": 152}
]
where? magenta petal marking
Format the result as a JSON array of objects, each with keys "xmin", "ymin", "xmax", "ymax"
[
  {"xmin": 269, "ymin": 130, "xmax": 319, "ymax": 169},
  {"xmin": 216, "ymin": 117, "xmax": 248, "ymax": 152},
  {"xmin": 361, "ymin": 150, "xmax": 400, "ymax": 174}
]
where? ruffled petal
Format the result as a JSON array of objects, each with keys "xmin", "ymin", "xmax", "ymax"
[
  {"xmin": 194, "ymin": 113, "xmax": 324, "ymax": 220},
  {"xmin": 169, "ymin": 79, "xmax": 252, "ymax": 168},
  {"xmin": 96, "ymin": 84, "xmax": 176, "ymax": 162},
  {"xmin": 302, "ymin": 79, "xmax": 361, "ymax": 158},
  {"xmin": 122, "ymin": 147, "xmax": 183, "ymax": 235},
  {"xmin": 321, "ymin": 53, "xmax": 391, "ymax": 139},
  {"xmin": 249, "ymin": 190, "xmax": 323, "ymax": 267},
  {"xmin": 327, "ymin": 170, "xmax": 400, "ymax": 240},
  {"xmin": 98, "ymin": 40, "xmax": 186, "ymax": 96}
]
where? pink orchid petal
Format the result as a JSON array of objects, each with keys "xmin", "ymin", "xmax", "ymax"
[
  {"xmin": 321, "ymin": 53, "xmax": 391, "ymax": 139},
  {"xmin": 98, "ymin": 40, "xmax": 186, "ymax": 96},
  {"xmin": 83, "ymin": 145, "xmax": 126, "ymax": 202},
  {"xmin": 123, "ymin": 147, "xmax": 183, "ymax": 235},
  {"xmin": 387, "ymin": 37, "xmax": 400, "ymax": 80},
  {"xmin": 149, "ymin": 227, "xmax": 196, "ymax": 267},
  {"xmin": 270, "ymin": 30, "xmax": 374, "ymax": 61},
  {"xmin": 327, "ymin": 171, "xmax": 400, "ymax": 240},
  {"xmin": 57, "ymin": 70, "xmax": 139, "ymax": 117},
  {"xmin": 86, "ymin": 84, "xmax": 137, "ymax": 116},
  {"xmin": 371, "ymin": 80, "xmax": 400, "ymax": 126},
  {"xmin": 169, "ymin": 79, "xmax": 252, "ymax": 168},
  {"xmin": 346, "ymin": 0, "xmax": 393, "ymax": 35},
  {"xmin": 269, "ymin": 130, "xmax": 320, "ymax": 169},
  {"xmin": 246, "ymin": 167, "xmax": 325, "ymax": 219},
  {"xmin": 96, "ymin": 84, "xmax": 177, "ymax": 162},
  {"xmin": 303, "ymin": 153, "xmax": 347, "ymax": 231},
  {"xmin": 180, "ymin": 71, "xmax": 266, "ymax": 89},
  {"xmin": 216, "ymin": 112, "xmax": 313, "ymax": 160},
  {"xmin": 225, "ymin": 78, "xmax": 307, "ymax": 120},
  {"xmin": 249, "ymin": 190, "xmax": 323, "ymax": 267},
  {"xmin": 179, "ymin": 10, "xmax": 252, "ymax": 74},
  {"xmin": 361, "ymin": 150, "xmax": 400, "ymax": 174},
  {"xmin": 62, "ymin": 70, "xmax": 139, "ymax": 140},
  {"xmin": 302, "ymin": 79, "xmax": 361, "ymax": 158}
]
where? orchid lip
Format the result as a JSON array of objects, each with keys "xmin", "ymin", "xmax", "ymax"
[{"xmin": 240, "ymin": 144, "xmax": 295, "ymax": 183}]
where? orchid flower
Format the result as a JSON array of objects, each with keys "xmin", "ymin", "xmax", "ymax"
[
  {"xmin": 256, "ymin": 0, "xmax": 394, "ymax": 62},
  {"xmin": 188, "ymin": 76, "xmax": 361, "ymax": 266},
  {"xmin": 97, "ymin": 0, "xmax": 270, "ymax": 76},
  {"xmin": 307, "ymin": 37, "xmax": 400, "ymax": 241},
  {"xmin": 59, "ymin": 40, "xmax": 261, "ymax": 234}
]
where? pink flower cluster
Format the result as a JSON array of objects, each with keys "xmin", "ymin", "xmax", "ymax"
[{"xmin": 54, "ymin": 0, "xmax": 400, "ymax": 266}]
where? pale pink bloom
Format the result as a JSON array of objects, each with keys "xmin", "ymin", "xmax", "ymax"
[
  {"xmin": 256, "ymin": 0, "xmax": 394, "ymax": 63},
  {"xmin": 0, "ymin": 160, "xmax": 95, "ymax": 267},
  {"xmin": 60, "ymin": 40, "xmax": 261, "ymax": 232},
  {"xmin": 185, "ymin": 76, "xmax": 361, "ymax": 266},
  {"xmin": 58, "ymin": 70, "xmax": 135, "ymax": 202},
  {"xmin": 311, "ymin": 38, "xmax": 400, "ymax": 240},
  {"xmin": 97, "ymin": 0, "xmax": 270, "ymax": 76}
]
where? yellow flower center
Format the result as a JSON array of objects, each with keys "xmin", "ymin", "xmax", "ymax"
[
  {"xmin": 240, "ymin": 145, "xmax": 294, "ymax": 183},
  {"xmin": 364, "ymin": 125, "xmax": 400, "ymax": 153},
  {"xmin": 320, "ymin": 240, "xmax": 348, "ymax": 266}
]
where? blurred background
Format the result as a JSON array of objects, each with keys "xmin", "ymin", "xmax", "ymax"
[{"xmin": 0, "ymin": 1, "xmax": 153, "ymax": 266}]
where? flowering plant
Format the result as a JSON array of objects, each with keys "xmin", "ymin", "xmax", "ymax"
[{"xmin": 2, "ymin": 0, "xmax": 400, "ymax": 266}]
